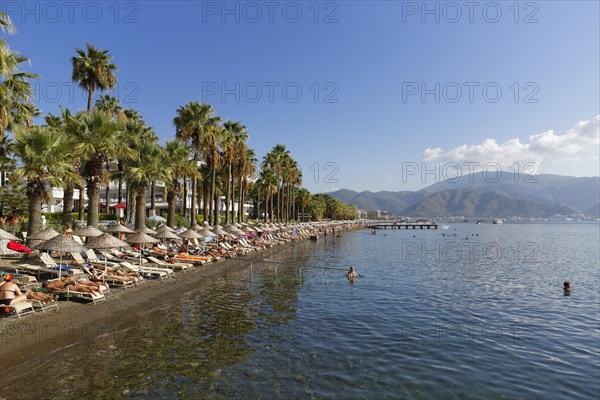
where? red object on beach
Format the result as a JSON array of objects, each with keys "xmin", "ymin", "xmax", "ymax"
[{"xmin": 7, "ymin": 240, "xmax": 32, "ymax": 253}]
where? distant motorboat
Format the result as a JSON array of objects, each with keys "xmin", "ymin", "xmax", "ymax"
[{"xmin": 492, "ymin": 219, "xmax": 503, "ymax": 224}]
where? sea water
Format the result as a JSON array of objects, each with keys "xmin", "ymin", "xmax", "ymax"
[{"xmin": 3, "ymin": 223, "xmax": 599, "ymax": 399}]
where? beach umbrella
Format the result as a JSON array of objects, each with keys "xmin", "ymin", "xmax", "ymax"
[
  {"xmin": 189, "ymin": 223, "xmax": 203, "ymax": 231},
  {"xmin": 27, "ymin": 228, "xmax": 60, "ymax": 241},
  {"xmin": 154, "ymin": 229, "xmax": 181, "ymax": 241},
  {"xmin": 178, "ymin": 229, "xmax": 202, "ymax": 240},
  {"xmin": 174, "ymin": 227, "xmax": 186, "ymax": 234},
  {"xmin": 242, "ymin": 225, "xmax": 256, "ymax": 233},
  {"xmin": 211, "ymin": 226, "xmax": 228, "ymax": 236},
  {"xmin": 72, "ymin": 225, "xmax": 103, "ymax": 237},
  {"xmin": 106, "ymin": 224, "xmax": 136, "ymax": 234},
  {"xmin": 0, "ymin": 228, "xmax": 19, "ymax": 241},
  {"xmin": 127, "ymin": 232, "xmax": 159, "ymax": 273},
  {"xmin": 34, "ymin": 234, "xmax": 85, "ymax": 279},
  {"xmin": 223, "ymin": 224, "xmax": 244, "ymax": 235},
  {"xmin": 136, "ymin": 226, "xmax": 156, "ymax": 235},
  {"xmin": 86, "ymin": 233, "xmax": 128, "ymax": 281},
  {"xmin": 155, "ymin": 225, "xmax": 175, "ymax": 233},
  {"xmin": 197, "ymin": 228, "xmax": 217, "ymax": 237}
]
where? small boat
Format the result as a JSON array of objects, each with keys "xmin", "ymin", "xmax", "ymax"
[
  {"xmin": 492, "ymin": 219, "xmax": 503, "ymax": 224},
  {"xmin": 309, "ymin": 235, "xmax": 319, "ymax": 241}
]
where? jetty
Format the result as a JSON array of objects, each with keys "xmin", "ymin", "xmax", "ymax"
[{"xmin": 368, "ymin": 221, "xmax": 438, "ymax": 230}]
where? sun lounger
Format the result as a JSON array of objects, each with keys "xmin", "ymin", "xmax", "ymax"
[
  {"xmin": 146, "ymin": 256, "xmax": 192, "ymax": 272},
  {"xmin": 119, "ymin": 261, "xmax": 173, "ymax": 280},
  {"xmin": 39, "ymin": 253, "xmax": 85, "ymax": 277},
  {"xmin": 49, "ymin": 287, "xmax": 106, "ymax": 305},
  {"xmin": 1, "ymin": 301, "xmax": 36, "ymax": 319},
  {"xmin": 30, "ymin": 298, "xmax": 60, "ymax": 312},
  {"xmin": 172, "ymin": 253, "xmax": 214, "ymax": 264},
  {"xmin": 84, "ymin": 249, "xmax": 121, "ymax": 267},
  {"xmin": 80, "ymin": 266, "xmax": 136, "ymax": 289}
]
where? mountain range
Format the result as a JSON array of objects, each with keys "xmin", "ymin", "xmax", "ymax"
[{"xmin": 328, "ymin": 173, "xmax": 600, "ymax": 217}]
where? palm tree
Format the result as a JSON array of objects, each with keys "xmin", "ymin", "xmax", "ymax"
[
  {"xmin": 222, "ymin": 121, "xmax": 248, "ymax": 223},
  {"xmin": 0, "ymin": 17, "xmax": 39, "ymax": 140},
  {"xmin": 258, "ymin": 168, "xmax": 277, "ymax": 222},
  {"xmin": 94, "ymin": 95, "xmax": 124, "ymax": 214},
  {"xmin": 262, "ymin": 144, "xmax": 290, "ymax": 221},
  {"xmin": 44, "ymin": 108, "xmax": 80, "ymax": 225},
  {"xmin": 163, "ymin": 140, "xmax": 197, "ymax": 228},
  {"xmin": 12, "ymin": 125, "xmax": 81, "ymax": 239},
  {"xmin": 238, "ymin": 148, "xmax": 257, "ymax": 222},
  {"xmin": 71, "ymin": 43, "xmax": 118, "ymax": 113},
  {"xmin": 65, "ymin": 110, "xmax": 132, "ymax": 227},
  {"xmin": 123, "ymin": 138, "xmax": 168, "ymax": 229},
  {"xmin": 174, "ymin": 101, "xmax": 220, "ymax": 225},
  {"xmin": 296, "ymin": 188, "xmax": 311, "ymax": 221}
]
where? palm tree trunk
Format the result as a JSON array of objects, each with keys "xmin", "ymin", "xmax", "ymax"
[
  {"xmin": 117, "ymin": 162, "xmax": 124, "ymax": 204},
  {"xmin": 150, "ymin": 181, "xmax": 156, "ymax": 215},
  {"xmin": 77, "ymin": 184, "xmax": 85, "ymax": 221},
  {"xmin": 166, "ymin": 187, "xmax": 176, "ymax": 228},
  {"xmin": 237, "ymin": 175, "xmax": 243, "ymax": 222},
  {"xmin": 182, "ymin": 177, "xmax": 187, "ymax": 216},
  {"xmin": 225, "ymin": 163, "xmax": 231, "ymax": 224},
  {"xmin": 276, "ymin": 183, "xmax": 281, "ymax": 222},
  {"xmin": 211, "ymin": 165, "xmax": 218, "ymax": 225},
  {"xmin": 87, "ymin": 89, "xmax": 94, "ymax": 113},
  {"xmin": 202, "ymin": 180, "xmax": 209, "ymax": 224},
  {"xmin": 190, "ymin": 176, "xmax": 197, "ymax": 226},
  {"xmin": 62, "ymin": 183, "xmax": 74, "ymax": 225},
  {"xmin": 135, "ymin": 188, "xmax": 147, "ymax": 229},
  {"xmin": 26, "ymin": 189, "xmax": 43, "ymax": 241},
  {"xmin": 105, "ymin": 159, "xmax": 111, "ymax": 214},
  {"xmin": 87, "ymin": 178, "xmax": 100, "ymax": 227},
  {"xmin": 231, "ymin": 175, "xmax": 236, "ymax": 223},
  {"xmin": 269, "ymin": 192, "xmax": 273, "ymax": 223}
]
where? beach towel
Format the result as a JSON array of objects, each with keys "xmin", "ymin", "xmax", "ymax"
[{"xmin": 7, "ymin": 240, "xmax": 33, "ymax": 253}]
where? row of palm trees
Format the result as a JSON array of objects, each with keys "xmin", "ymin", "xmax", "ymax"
[{"xmin": 1, "ymin": 15, "xmax": 357, "ymax": 239}]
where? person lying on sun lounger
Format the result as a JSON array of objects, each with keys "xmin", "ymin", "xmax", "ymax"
[
  {"xmin": 25, "ymin": 290, "xmax": 59, "ymax": 303},
  {"xmin": 87, "ymin": 266, "xmax": 140, "ymax": 283},
  {"xmin": 43, "ymin": 280, "xmax": 102, "ymax": 296},
  {"xmin": 63, "ymin": 276, "xmax": 109, "ymax": 292}
]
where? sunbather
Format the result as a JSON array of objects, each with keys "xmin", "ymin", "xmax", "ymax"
[
  {"xmin": 0, "ymin": 274, "xmax": 27, "ymax": 306},
  {"xmin": 43, "ymin": 280, "xmax": 102, "ymax": 296},
  {"xmin": 63, "ymin": 276, "xmax": 109, "ymax": 292},
  {"xmin": 88, "ymin": 266, "xmax": 140, "ymax": 283},
  {"xmin": 25, "ymin": 290, "xmax": 59, "ymax": 303}
]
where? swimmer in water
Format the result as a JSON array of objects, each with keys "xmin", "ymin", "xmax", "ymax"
[
  {"xmin": 563, "ymin": 280, "xmax": 571, "ymax": 296},
  {"xmin": 347, "ymin": 266, "xmax": 358, "ymax": 280}
]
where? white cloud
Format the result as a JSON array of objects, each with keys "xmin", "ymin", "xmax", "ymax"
[{"xmin": 422, "ymin": 115, "xmax": 600, "ymax": 173}]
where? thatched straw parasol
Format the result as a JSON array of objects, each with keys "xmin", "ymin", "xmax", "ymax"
[
  {"xmin": 71, "ymin": 225, "xmax": 103, "ymax": 237},
  {"xmin": 28, "ymin": 228, "xmax": 60, "ymax": 241},
  {"xmin": 106, "ymin": 224, "xmax": 136, "ymax": 234},
  {"xmin": 34, "ymin": 234, "xmax": 85, "ymax": 278},
  {"xmin": 86, "ymin": 233, "xmax": 128, "ymax": 279},
  {"xmin": 127, "ymin": 232, "xmax": 159, "ymax": 272}
]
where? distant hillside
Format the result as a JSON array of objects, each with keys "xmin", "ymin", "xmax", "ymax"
[{"xmin": 327, "ymin": 173, "xmax": 599, "ymax": 217}]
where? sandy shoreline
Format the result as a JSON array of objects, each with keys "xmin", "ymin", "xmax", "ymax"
[{"xmin": 0, "ymin": 243, "xmax": 287, "ymax": 376}]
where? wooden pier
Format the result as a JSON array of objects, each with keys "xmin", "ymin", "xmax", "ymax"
[{"xmin": 368, "ymin": 222, "xmax": 438, "ymax": 230}]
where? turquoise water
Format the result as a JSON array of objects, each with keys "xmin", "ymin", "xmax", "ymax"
[{"xmin": 3, "ymin": 223, "xmax": 600, "ymax": 399}]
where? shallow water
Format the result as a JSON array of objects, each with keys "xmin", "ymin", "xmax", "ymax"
[{"xmin": 3, "ymin": 223, "xmax": 600, "ymax": 399}]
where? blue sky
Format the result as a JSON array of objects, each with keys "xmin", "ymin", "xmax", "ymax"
[{"xmin": 3, "ymin": 0, "xmax": 599, "ymax": 192}]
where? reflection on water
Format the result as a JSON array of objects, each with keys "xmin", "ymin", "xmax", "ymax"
[{"xmin": 3, "ymin": 224, "xmax": 600, "ymax": 399}]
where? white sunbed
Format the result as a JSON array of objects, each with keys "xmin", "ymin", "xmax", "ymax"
[
  {"xmin": 119, "ymin": 261, "xmax": 173, "ymax": 280},
  {"xmin": 146, "ymin": 256, "xmax": 192, "ymax": 272},
  {"xmin": 2, "ymin": 301, "xmax": 36, "ymax": 319}
]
